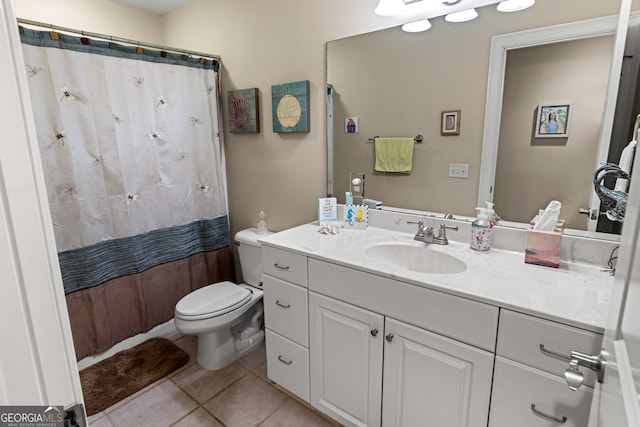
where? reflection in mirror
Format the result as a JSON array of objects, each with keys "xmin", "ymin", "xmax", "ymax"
[
  {"xmin": 494, "ymin": 36, "xmax": 613, "ymax": 230},
  {"xmin": 327, "ymin": 0, "xmax": 627, "ymax": 238}
]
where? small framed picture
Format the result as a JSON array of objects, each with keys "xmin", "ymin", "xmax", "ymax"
[
  {"xmin": 345, "ymin": 117, "xmax": 359, "ymax": 133},
  {"xmin": 228, "ymin": 88, "xmax": 259, "ymax": 133},
  {"xmin": 535, "ymin": 103, "xmax": 572, "ymax": 138},
  {"xmin": 441, "ymin": 110, "xmax": 460, "ymax": 135}
]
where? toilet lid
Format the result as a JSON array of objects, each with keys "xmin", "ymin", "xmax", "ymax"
[{"xmin": 175, "ymin": 281, "xmax": 252, "ymax": 319}]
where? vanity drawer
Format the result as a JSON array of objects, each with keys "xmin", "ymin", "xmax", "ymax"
[
  {"xmin": 263, "ymin": 275, "xmax": 308, "ymax": 346},
  {"xmin": 266, "ymin": 329, "xmax": 310, "ymax": 402},
  {"xmin": 497, "ymin": 309, "xmax": 603, "ymax": 387},
  {"xmin": 262, "ymin": 247, "xmax": 307, "ymax": 287},
  {"xmin": 489, "ymin": 357, "xmax": 593, "ymax": 427}
]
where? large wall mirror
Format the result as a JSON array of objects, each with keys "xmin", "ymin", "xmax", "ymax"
[{"xmin": 327, "ymin": 0, "xmax": 637, "ymax": 239}]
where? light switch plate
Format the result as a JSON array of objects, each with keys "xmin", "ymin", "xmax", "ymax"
[{"xmin": 448, "ymin": 163, "xmax": 469, "ymax": 178}]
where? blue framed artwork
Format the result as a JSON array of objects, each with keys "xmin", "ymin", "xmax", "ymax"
[
  {"xmin": 228, "ymin": 88, "xmax": 259, "ymax": 133},
  {"xmin": 271, "ymin": 80, "xmax": 310, "ymax": 133}
]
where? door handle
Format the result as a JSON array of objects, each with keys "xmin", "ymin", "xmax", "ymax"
[{"xmin": 564, "ymin": 350, "xmax": 606, "ymax": 391}]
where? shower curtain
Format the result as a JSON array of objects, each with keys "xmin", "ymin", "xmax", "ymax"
[{"xmin": 20, "ymin": 27, "xmax": 234, "ymax": 359}]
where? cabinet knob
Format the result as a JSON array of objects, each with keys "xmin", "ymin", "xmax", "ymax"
[
  {"xmin": 385, "ymin": 333, "xmax": 394, "ymax": 342},
  {"xmin": 370, "ymin": 328, "xmax": 379, "ymax": 337}
]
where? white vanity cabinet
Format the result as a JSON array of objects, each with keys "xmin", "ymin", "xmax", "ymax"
[
  {"xmin": 262, "ymin": 246, "xmax": 310, "ymax": 402},
  {"xmin": 308, "ymin": 259, "xmax": 496, "ymax": 427},
  {"xmin": 309, "ymin": 292, "xmax": 384, "ymax": 427},
  {"xmin": 489, "ymin": 309, "xmax": 603, "ymax": 427}
]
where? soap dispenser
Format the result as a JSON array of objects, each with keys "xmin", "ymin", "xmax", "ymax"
[
  {"xmin": 485, "ymin": 201, "xmax": 499, "ymax": 225},
  {"xmin": 256, "ymin": 211, "xmax": 270, "ymax": 235},
  {"xmin": 470, "ymin": 207, "xmax": 492, "ymax": 251}
]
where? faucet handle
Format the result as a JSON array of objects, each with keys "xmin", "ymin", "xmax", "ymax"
[{"xmin": 434, "ymin": 224, "xmax": 459, "ymax": 244}]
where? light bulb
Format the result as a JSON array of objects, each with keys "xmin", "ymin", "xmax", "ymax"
[
  {"xmin": 497, "ymin": 0, "xmax": 535, "ymax": 12},
  {"xmin": 445, "ymin": 8, "xmax": 478, "ymax": 23},
  {"xmin": 402, "ymin": 19, "xmax": 432, "ymax": 33},
  {"xmin": 374, "ymin": 0, "xmax": 405, "ymax": 16}
]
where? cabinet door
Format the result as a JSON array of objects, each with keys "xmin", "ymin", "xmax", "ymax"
[
  {"xmin": 309, "ymin": 292, "xmax": 384, "ymax": 427},
  {"xmin": 382, "ymin": 318, "xmax": 494, "ymax": 427}
]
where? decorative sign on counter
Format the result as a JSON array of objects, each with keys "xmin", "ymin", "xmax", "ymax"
[
  {"xmin": 344, "ymin": 205, "xmax": 368, "ymax": 230},
  {"xmin": 318, "ymin": 197, "xmax": 337, "ymax": 225}
]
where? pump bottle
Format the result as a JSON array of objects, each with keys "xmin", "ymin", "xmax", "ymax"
[{"xmin": 470, "ymin": 207, "xmax": 492, "ymax": 251}]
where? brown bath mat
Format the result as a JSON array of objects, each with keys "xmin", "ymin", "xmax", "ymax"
[{"xmin": 80, "ymin": 337, "xmax": 190, "ymax": 416}]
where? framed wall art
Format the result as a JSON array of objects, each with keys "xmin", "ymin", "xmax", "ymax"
[
  {"xmin": 228, "ymin": 88, "xmax": 259, "ymax": 133},
  {"xmin": 272, "ymin": 80, "xmax": 310, "ymax": 133},
  {"xmin": 441, "ymin": 110, "xmax": 461, "ymax": 136},
  {"xmin": 535, "ymin": 103, "xmax": 572, "ymax": 138}
]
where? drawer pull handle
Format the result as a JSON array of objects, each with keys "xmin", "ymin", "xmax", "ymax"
[
  {"xmin": 540, "ymin": 344, "xmax": 571, "ymax": 361},
  {"xmin": 385, "ymin": 333, "xmax": 394, "ymax": 342},
  {"xmin": 275, "ymin": 300, "xmax": 291, "ymax": 309},
  {"xmin": 277, "ymin": 355, "xmax": 293, "ymax": 365},
  {"xmin": 274, "ymin": 263, "xmax": 290, "ymax": 270},
  {"xmin": 531, "ymin": 404, "xmax": 567, "ymax": 424},
  {"xmin": 371, "ymin": 328, "xmax": 379, "ymax": 337}
]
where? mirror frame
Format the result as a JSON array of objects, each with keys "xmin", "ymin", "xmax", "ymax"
[{"xmin": 478, "ymin": 12, "xmax": 637, "ymax": 235}]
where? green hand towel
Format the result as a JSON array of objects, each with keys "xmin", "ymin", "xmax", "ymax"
[{"xmin": 374, "ymin": 137, "xmax": 415, "ymax": 172}]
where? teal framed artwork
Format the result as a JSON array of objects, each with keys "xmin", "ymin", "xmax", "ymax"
[
  {"xmin": 228, "ymin": 88, "xmax": 259, "ymax": 133},
  {"xmin": 271, "ymin": 80, "xmax": 310, "ymax": 133}
]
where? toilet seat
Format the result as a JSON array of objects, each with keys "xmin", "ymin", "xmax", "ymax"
[{"xmin": 175, "ymin": 281, "xmax": 252, "ymax": 320}]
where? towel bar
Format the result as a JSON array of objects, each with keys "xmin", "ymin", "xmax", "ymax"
[{"xmin": 368, "ymin": 135, "xmax": 423, "ymax": 143}]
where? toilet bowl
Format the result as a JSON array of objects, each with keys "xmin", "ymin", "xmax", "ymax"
[{"xmin": 174, "ymin": 228, "xmax": 271, "ymax": 370}]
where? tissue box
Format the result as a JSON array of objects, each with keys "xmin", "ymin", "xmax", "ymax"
[{"xmin": 524, "ymin": 220, "xmax": 564, "ymax": 268}]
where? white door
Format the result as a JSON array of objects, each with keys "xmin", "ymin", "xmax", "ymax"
[
  {"xmin": 0, "ymin": 0, "xmax": 85, "ymax": 417},
  {"xmin": 587, "ymin": 132, "xmax": 640, "ymax": 423},
  {"xmin": 309, "ymin": 292, "xmax": 384, "ymax": 427},
  {"xmin": 382, "ymin": 318, "xmax": 494, "ymax": 427}
]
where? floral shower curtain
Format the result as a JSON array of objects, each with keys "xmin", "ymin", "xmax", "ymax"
[{"xmin": 20, "ymin": 27, "xmax": 234, "ymax": 359}]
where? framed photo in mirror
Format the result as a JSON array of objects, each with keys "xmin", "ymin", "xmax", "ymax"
[
  {"xmin": 535, "ymin": 103, "xmax": 572, "ymax": 138},
  {"xmin": 441, "ymin": 110, "xmax": 460, "ymax": 135}
]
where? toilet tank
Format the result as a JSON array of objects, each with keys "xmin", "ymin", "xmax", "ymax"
[{"xmin": 235, "ymin": 228, "xmax": 273, "ymax": 288}]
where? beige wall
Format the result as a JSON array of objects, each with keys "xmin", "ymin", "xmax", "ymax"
[
  {"xmin": 14, "ymin": 0, "xmax": 163, "ymax": 42},
  {"xmin": 495, "ymin": 36, "xmax": 613, "ymax": 230},
  {"xmin": 12, "ymin": 0, "xmax": 639, "ymax": 235}
]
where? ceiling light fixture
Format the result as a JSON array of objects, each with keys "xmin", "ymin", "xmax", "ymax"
[
  {"xmin": 497, "ymin": 0, "xmax": 535, "ymax": 12},
  {"xmin": 374, "ymin": 0, "xmax": 405, "ymax": 16},
  {"xmin": 445, "ymin": 8, "xmax": 478, "ymax": 22},
  {"xmin": 401, "ymin": 18, "xmax": 432, "ymax": 32}
]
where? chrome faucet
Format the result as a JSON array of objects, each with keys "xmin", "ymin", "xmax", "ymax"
[
  {"xmin": 408, "ymin": 221, "xmax": 458, "ymax": 245},
  {"xmin": 407, "ymin": 220, "xmax": 434, "ymax": 243}
]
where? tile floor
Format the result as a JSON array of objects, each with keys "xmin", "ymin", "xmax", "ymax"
[{"xmin": 87, "ymin": 335, "xmax": 341, "ymax": 427}]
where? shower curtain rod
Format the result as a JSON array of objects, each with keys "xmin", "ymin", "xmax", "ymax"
[{"xmin": 17, "ymin": 17, "xmax": 221, "ymax": 61}]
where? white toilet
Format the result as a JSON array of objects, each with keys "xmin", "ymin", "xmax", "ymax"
[{"xmin": 174, "ymin": 228, "xmax": 271, "ymax": 370}]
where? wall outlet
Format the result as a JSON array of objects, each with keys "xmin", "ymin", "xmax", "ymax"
[
  {"xmin": 349, "ymin": 172, "xmax": 365, "ymax": 198},
  {"xmin": 448, "ymin": 163, "xmax": 469, "ymax": 178}
]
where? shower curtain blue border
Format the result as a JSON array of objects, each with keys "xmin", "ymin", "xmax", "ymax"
[
  {"xmin": 19, "ymin": 27, "xmax": 220, "ymax": 71},
  {"xmin": 59, "ymin": 216, "xmax": 230, "ymax": 294}
]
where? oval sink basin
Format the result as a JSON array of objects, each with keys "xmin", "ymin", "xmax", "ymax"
[{"xmin": 364, "ymin": 242, "xmax": 467, "ymax": 274}]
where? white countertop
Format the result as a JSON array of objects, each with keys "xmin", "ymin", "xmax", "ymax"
[{"xmin": 260, "ymin": 223, "xmax": 613, "ymax": 333}]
